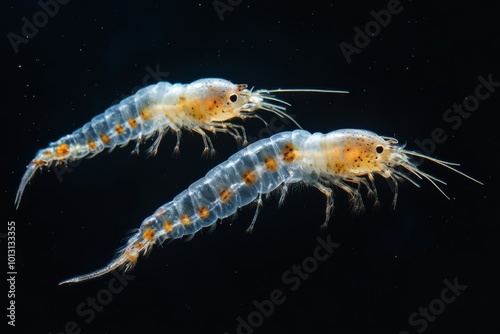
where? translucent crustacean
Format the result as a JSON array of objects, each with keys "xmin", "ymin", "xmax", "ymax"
[
  {"xmin": 59, "ymin": 128, "xmax": 482, "ymax": 285},
  {"xmin": 15, "ymin": 78, "xmax": 347, "ymax": 208}
]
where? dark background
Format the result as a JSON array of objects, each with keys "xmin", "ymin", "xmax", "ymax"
[{"xmin": 2, "ymin": 0, "xmax": 498, "ymax": 333}]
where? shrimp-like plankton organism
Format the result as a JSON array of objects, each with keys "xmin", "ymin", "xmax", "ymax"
[
  {"xmin": 15, "ymin": 78, "xmax": 347, "ymax": 208},
  {"xmin": 59, "ymin": 128, "xmax": 482, "ymax": 285}
]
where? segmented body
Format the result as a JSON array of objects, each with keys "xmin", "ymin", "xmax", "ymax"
[
  {"xmin": 60, "ymin": 128, "xmax": 482, "ymax": 284},
  {"xmin": 16, "ymin": 78, "xmax": 345, "ymax": 208}
]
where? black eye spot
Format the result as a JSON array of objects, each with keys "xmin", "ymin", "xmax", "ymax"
[
  {"xmin": 229, "ymin": 93, "xmax": 238, "ymax": 103},
  {"xmin": 376, "ymin": 145, "xmax": 384, "ymax": 154}
]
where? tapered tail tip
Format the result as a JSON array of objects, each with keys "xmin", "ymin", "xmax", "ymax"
[
  {"xmin": 59, "ymin": 257, "xmax": 127, "ymax": 285},
  {"xmin": 15, "ymin": 161, "xmax": 42, "ymax": 209}
]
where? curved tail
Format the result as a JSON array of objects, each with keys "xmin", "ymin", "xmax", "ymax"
[
  {"xmin": 15, "ymin": 156, "xmax": 47, "ymax": 209},
  {"xmin": 59, "ymin": 229, "xmax": 151, "ymax": 285},
  {"xmin": 59, "ymin": 256, "xmax": 129, "ymax": 285}
]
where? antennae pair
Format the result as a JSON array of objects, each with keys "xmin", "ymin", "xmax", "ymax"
[
  {"xmin": 253, "ymin": 87, "xmax": 349, "ymax": 130},
  {"xmin": 398, "ymin": 149, "xmax": 483, "ymax": 199}
]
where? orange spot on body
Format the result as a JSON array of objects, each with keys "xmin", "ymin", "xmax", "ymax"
[
  {"xmin": 32, "ymin": 159, "xmax": 45, "ymax": 166},
  {"xmin": 178, "ymin": 96, "xmax": 225, "ymax": 122},
  {"xmin": 87, "ymin": 140, "xmax": 96, "ymax": 150},
  {"xmin": 180, "ymin": 214, "xmax": 192, "ymax": 226},
  {"xmin": 55, "ymin": 143, "xmax": 70, "ymax": 156},
  {"xmin": 142, "ymin": 228, "xmax": 156, "ymax": 241},
  {"xmin": 198, "ymin": 206, "xmax": 210, "ymax": 219},
  {"xmin": 264, "ymin": 157, "xmax": 277, "ymax": 171},
  {"xmin": 133, "ymin": 242, "xmax": 144, "ymax": 250},
  {"xmin": 140, "ymin": 108, "xmax": 152, "ymax": 121},
  {"xmin": 242, "ymin": 170, "xmax": 257, "ymax": 185},
  {"xmin": 115, "ymin": 124, "xmax": 124, "ymax": 135},
  {"xmin": 128, "ymin": 118, "xmax": 138, "ymax": 128},
  {"xmin": 325, "ymin": 139, "xmax": 381, "ymax": 175},
  {"xmin": 282, "ymin": 143, "xmax": 297, "ymax": 162},
  {"xmin": 219, "ymin": 188, "xmax": 232, "ymax": 202},
  {"xmin": 125, "ymin": 249, "xmax": 139, "ymax": 262},
  {"xmin": 42, "ymin": 150, "xmax": 53, "ymax": 158},
  {"xmin": 100, "ymin": 133, "xmax": 110, "ymax": 144},
  {"xmin": 164, "ymin": 221, "xmax": 174, "ymax": 232}
]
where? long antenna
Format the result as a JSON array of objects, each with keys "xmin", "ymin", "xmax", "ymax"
[
  {"xmin": 258, "ymin": 88, "xmax": 349, "ymax": 94},
  {"xmin": 402, "ymin": 150, "xmax": 484, "ymax": 185}
]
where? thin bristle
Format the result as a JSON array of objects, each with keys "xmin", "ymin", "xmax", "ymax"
[
  {"xmin": 392, "ymin": 148, "xmax": 483, "ymax": 200},
  {"xmin": 402, "ymin": 149, "xmax": 483, "ymax": 185},
  {"xmin": 258, "ymin": 88, "xmax": 349, "ymax": 94},
  {"xmin": 392, "ymin": 170, "xmax": 421, "ymax": 188},
  {"xmin": 260, "ymin": 102, "xmax": 302, "ymax": 129},
  {"xmin": 261, "ymin": 95, "xmax": 292, "ymax": 107},
  {"xmin": 402, "ymin": 165, "xmax": 450, "ymax": 200},
  {"xmin": 403, "ymin": 149, "xmax": 461, "ymax": 166}
]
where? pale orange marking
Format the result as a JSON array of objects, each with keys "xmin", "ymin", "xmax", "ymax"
[
  {"xmin": 242, "ymin": 170, "xmax": 257, "ymax": 185},
  {"xmin": 142, "ymin": 228, "xmax": 156, "ymax": 241},
  {"xmin": 128, "ymin": 118, "xmax": 138, "ymax": 128},
  {"xmin": 115, "ymin": 124, "xmax": 124, "ymax": 135},
  {"xmin": 219, "ymin": 188, "xmax": 232, "ymax": 202},
  {"xmin": 100, "ymin": 133, "xmax": 110, "ymax": 144},
  {"xmin": 180, "ymin": 214, "xmax": 192, "ymax": 226},
  {"xmin": 163, "ymin": 221, "xmax": 174, "ymax": 232},
  {"xmin": 198, "ymin": 206, "xmax": 210, "ymax": 219},
  {"xmin": 55, "ymin": 143, "xmax": 70, "ymax": 156},
  {"xmin": 125, "ymin": 249, "xmax": 138, "ymax": 262},
  {"xmin": 264, "ymin": 157, "xmax": 277, "ymax": 171},
  {"xmin": 87, "ymin": 139, "xmax": 97, "ymax": 150},
  {"xmin": 140, "ymin": 108, "xmax": 152, "ymax": 121},
  {"xmin": 133, "ymin": 242, "xmax": 144, "ymax": 250},
  {"xmin": 42, "ymin": 150, "xmax": 53, "ymax": 158}
]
